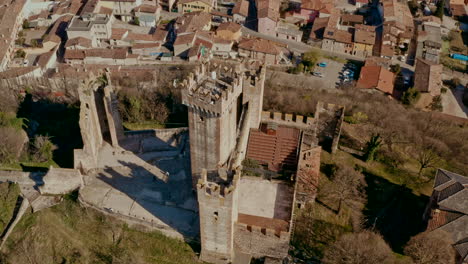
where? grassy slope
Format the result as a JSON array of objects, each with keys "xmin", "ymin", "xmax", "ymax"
[
  {"xmin": 1, "ymin": 197, "xmax": 201, "ymax": 264},
  {"xmin": 0, "ymin": 183, "xmax": 20, "ymax": 234}
]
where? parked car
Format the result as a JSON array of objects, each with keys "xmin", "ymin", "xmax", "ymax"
[
  {"xmin": 313, "ymin": 72, "xmax": 324, "ymax": 77},
  {"xmin": 318, "ymin": 62, "xmax": 328, "ymax": 67}
]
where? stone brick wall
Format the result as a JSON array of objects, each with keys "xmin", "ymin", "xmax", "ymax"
[{"xmin": 233, "ymin": 223, "xmax": 290, "ymax": 259}]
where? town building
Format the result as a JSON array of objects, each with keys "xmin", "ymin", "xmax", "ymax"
[
  {"xmin": 215, "ymin": 22, "xmax": 242, "ymax": 41},
  {"xmin": 232, "ymin": 0, "xmax": 249, "ymax": 24},
  {"xmin": 177, "ymin": 0, "xmax": 215, "ymax": 14},
  {"xmin": 238, "ymin": 38, "xmax": 285, "ymax": 64},
  {"xmin": 96, "ymin": 0, "xmax": 142, "ymax": 22},
  {"xmin": 133, "ymin": 4, "xmax": 161, "ymax": 27},
  {"xmin": 256, "ymin": 0, "xmax": 280, "ymax": 35},
  {"xmin": 66, "ymin": 13, "xmax": 113, "ymax": 47},
  {"xmin": 423, "ymin": 169, "xmax": 468, "ymax": 264},
  {"xmin": 353, "ymin": 24, "xmax": 376, "ymax": 57},
  {"xmin": 415, "ymin": 20, "xmax": 442, "ymax": 63},
  {"xmin": 414, "ymin": 58, "xmax": 442, "ymax": 96},
  {"xmin": 0, "ymin": 0, "xmax": 27, "ymax": 71},
  {"xmin": 356, "ymin": 64, "xmax": 394, "ymax": 94}
]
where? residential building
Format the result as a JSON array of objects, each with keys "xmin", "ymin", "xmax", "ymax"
[
  {"xmin": 175, "ymin": 11, "xmax": 212, "ymax": 34},
  {"xmin": 177, "ymin": 0, "xmax": 215, "ymax": 14},
  {"xmin": 238, "ymin": 37, "xmax": 285, "ymax": 64},
  {"xmin": 66, "ymin": 13, "xmax": 113, "ymax": 47},
  {"xmin": 0, "ymin": 0, "xmax": 26, "ymax": 71},
  {"xmin": 216, "ymin": 22, "xmax": 242, "ymax": 41},
  {"xmin": 380, "ymin": 0, "xmax": 414, "ymax": 58},
  {"xmin": 275, "ymin": 22, "xmax": 303, "ymax": 42},
  {"xmin": 211, "ymin": 11, "xmax": 233, "ymax": 25},
  {"xmin": 296, "ymin": 0, "xmax": 333, "ymax": 23},
  {"xmin": 308, "ymin": 17, "xmax": 329, "ymax": 42},
  {"xmin": 133, "ymin": 4, "xmax": 161, "ymax": 27},
  {"xmin": 356, "ymin": 64, "xmax": 394, "ymax": 94},
  {"xmin": 232, "ymin": 0, "xmax": 249, "ymax": 24},
  {"xmin": 63, "ymin": 48, "xmax": 138, "ymax": 65},
  {"xmin": 160, "ymin": 0, "xmax": 176, "ymax": 11},
  {"xmin": 423, "ymin": 169, "xmax": 468, "ymax": 264},
  {"xmin": 131, "ymin": 43, "xmax": 171, "ymax": 58},
  {"xmin": 340, "ymin": 14, "xmax": 363, "ymax": 28},
  {"xmin": 414, "ymin": 58, "xmax": 442, "ymax": 96},
  {"xmin": 64, "ymin": 37, "xmax": 93, "ymax": 50},
  {"xmin": 256, "ymin": 0, "xmax": 279, "ymax": 35},
  {"xmin": 42, "ymin": 15, "xmax": 74, "ymax": 50},
  {"xmin": 416, "ymin": 21, "xmax": 442, "ymax": 63},
  {"xmin": 353, "ymin": 24, "xmax": 376, "ymax": 57},
  {"xmin": 322, "ymin": 28, "xmax": 353, "ymax": 55},
  {"xmin": 97, "ymin": 0, "xmax": 142, "ymax": 22}
]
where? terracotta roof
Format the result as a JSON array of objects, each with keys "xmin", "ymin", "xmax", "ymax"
[
  {"xmin": 174, "ymin": 32, "xmax": 196, "ymax": 45},
  {"xmin": 176, "ymin": 11, "xmax": 211, "ymax": 33},
  {"xmin": 178, "ymin": 0, "xmax": 212, "ymax": 6},
  {"xmin": 35, "ymin": 50, "xmax": 55, "ymax": 68},
  {"xmin": 217, "ymin": 22, "xmax": 241, "ymax": 32},
  {"xmin": 450, "ymin": 4, "xmax": 467, "ymax": 17},
  {"xmin": 301, "ymin": 0, "xmax": 325, "ymax": 10},
  {"xmin": 132, "ymin": 42, "xmax": 161, "ymax": 49},
  {"xmin": 0, "ymin": 67, "xmax": 39, "ymax": 79},
  {"xmin": 238, "ymin": 213, "xmax": 289, "ymax": 233},
  {"xmin": 324, "ymin": 28, "xmax": 353, "ymax": 44},
  {"xmin": 427, "ymin": 209, "xmax": 465, "ymax": 231},
  {"xmin": 64, "ymin": 48, "xmax": 129, "ymax": 60},
  {"xmin": 232, "ymin": 0, "xmax": 249, "ymax": 17},
  {"xmin": 341, "ymin": 14, "xmax": 364, "ymax": 24},
  {"xmin": 355, "ymin": 25, "xmax": 376, "ymax": 45},
  {"xmin": 309, "ymin": 17, "xmax": 329, "ymax": 40},
  {"xmin": 101, "ymin": 0, "xmax": 137, "ymax": 2},
  {"xmin": 238, "ymin": 38, "xmax": 282, "ymax": 55},
  {"xmin": 111, "ymin": 28, "xmax": 128, "ymax": 40},
  {"xmin": 152, "ymin": 28, "xmax": 168, "ymax": 42},
  {"xmin": 43, "ymin": 15, "xmax": 73, "ymax": 43},
  {"xmin": 98, "ymin": 6, "xmax": 113, "ymax": 15},
  {"xmin": 356, "ymin": 65, "xmax": 394, "ymax": 94},
  {"xmin": 257, "ymin": 0, "xmax": 280, "ymax": 21},
  {"xmin": 134, "ymin": 4, "xmax": 158, "ymax": 13},
  {"xmin": 65, "ymin": 37, "xmax": 92, "ymax": 48},
  {"xmin": 246, "ymin": 124, "xmax": 300, "ymax": 171}
]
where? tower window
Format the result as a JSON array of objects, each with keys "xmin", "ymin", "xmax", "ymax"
[
  {"xmin": 214, "ymin": 211, "xmax": 218, "ymax": 220},
  {"xmin": 199, "ymin": 116, "xmax": 204, "ymax": 122}
]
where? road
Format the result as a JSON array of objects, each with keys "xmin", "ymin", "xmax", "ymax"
[{"xmin": 442, "ymin": 86, "xmax": 468, "ymax": 119}]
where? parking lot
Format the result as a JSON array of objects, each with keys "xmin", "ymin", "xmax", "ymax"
[{"xmin": 307, "ymin": 59, "xmax": 360, "ymax": 89}]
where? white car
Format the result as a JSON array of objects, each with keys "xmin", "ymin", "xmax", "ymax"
[{"xmin": 313, "ymin": 72, "xmax": 324, "ymax": 77}]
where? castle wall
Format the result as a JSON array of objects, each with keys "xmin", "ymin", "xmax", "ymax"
[
  {"xmin": 315, "ymin": 102, "xmax": 345, "ymax": 153},
  {"xmin": 295, "ymin": 145, "xmax": 321, "ymax": 207},
  {"xmin": 233, "ymin": 223, "xmax": 290, "ymax": 259}
]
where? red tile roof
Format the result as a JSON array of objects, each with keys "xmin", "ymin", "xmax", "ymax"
[
  {"xmin": 232, "ymin": 0, "xmax": 249, "ymax": 17},
  {"xmin": 217, "ymin": 22, "xmax": 241, "ymax": 32},
  {"xmin": 238, "ymin": 38, "xmax": 282, "ymax": 55},
  {"xmin": 246, "ymin": 124, "xmax": 300, "ymax": 171},
  {"xmin": 238, "ymin": 213, "xmax": 289, "ymax": 233},
  {"xmin": 356, "ymin": 65, "xmax": 394, "ymax": 94}
]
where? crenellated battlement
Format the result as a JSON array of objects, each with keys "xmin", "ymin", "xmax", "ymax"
[
  {"xmin": 236, "ymin": 222, "xmax": 290, "ymax": 240},
  {"xmin": 261, "ymin": 111, "xmax": 315, "ymax": 129},
  {"xmin": 196, "ymin": 168, "xmax": 241, "ymax": 198}
]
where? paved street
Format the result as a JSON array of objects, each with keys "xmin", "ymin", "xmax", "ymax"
[{"xmin": 442, "ymin": 86, "xmax": 468, "ymax": 119}]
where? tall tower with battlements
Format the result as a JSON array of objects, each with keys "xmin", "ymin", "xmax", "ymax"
[{"xmin": 181, "ymin": 61, "xmax": 266, "ymax": 185}]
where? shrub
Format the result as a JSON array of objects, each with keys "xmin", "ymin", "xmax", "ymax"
[
  {"xmin": 429, "ymin": 95, "xmax": 443, "ymax": 112},
  {"xmin": 32, "ymin": 135, "xmax": 56, "ymax": 163},
  {"xmin": 401, "ymin": 87, "xmax": 420, "ymax": 106},
  {"xmin": 15, "ymin": 49, "xmax": 26, "ymax": 58}
]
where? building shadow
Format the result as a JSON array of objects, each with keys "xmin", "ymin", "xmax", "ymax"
[
  {"xmin": 94, "ymin": 158, "xmax": 200, "ymax": 241},
  {"xmin": 363, "ymin": 171, "xmax": 429, "ymax": 253},
  {"xmin": 16, "ymin": 93, "xmax": 83, "ymax": 168}
]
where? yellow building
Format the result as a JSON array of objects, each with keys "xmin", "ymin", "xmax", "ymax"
[{"xmin": 178, "ymin": 0, "xmax": 214, "ymax": 13}]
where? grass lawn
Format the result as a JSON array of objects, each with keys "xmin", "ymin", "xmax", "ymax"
[
  {"xmin": 1, "ymin": 196, "xmax": 202, "ymax": 264},
  {"xmin": 0, "ymin": 183, "xmax": 20, "ymax": 235},
  {"xmin": 123, "ymin": 121, "xmax": 165, "ymax": 131}
]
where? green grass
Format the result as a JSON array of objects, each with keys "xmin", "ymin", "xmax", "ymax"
[
  {"xmin": 2, "ymin": 198, "xmax": 201, "ymax": 264},
  {"xmin": 0, "ymin": 183, "xmax": 20, "ymax": 235},
  {"xmin": 0, "ymin": 160, "xmax": 59, "ymax": 172},
  {"xmin": 123, "ymin": 121, "xmax": 165, "ymax": 131}
]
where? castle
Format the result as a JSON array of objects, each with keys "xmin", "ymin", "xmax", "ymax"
[
  {"xmin": 12, "ymin": 61, "xmax": 344, "ymax": 264},
  {"xmin": 180, "ymin": 60, "xmax": 344, "ymax": 263}
]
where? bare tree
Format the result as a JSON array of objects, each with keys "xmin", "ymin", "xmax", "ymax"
[
  {"xmin": 322, "ymin": 231, "xmax": 396, "ymax": 264},
  {"xmin": 404, "ymin": 231, "xmax": 455, "ymax": 264},
  {"xmin": 320, "ymin": 165, "xmax": 366, "ymax": 215}
]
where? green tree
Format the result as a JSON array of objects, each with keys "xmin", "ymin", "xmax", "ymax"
[
  {"xmin": 390, "ymin": 64, "xmax": 401, "ymax": 75},
  {"xmin": 32, "ymin": 135, "xmax": 57, "ymax": 163},
  {"xmin": 429, "ymin": 95, "xmax": 443, "ymax": 112},
  {"xmin": 133, "ymin": 17, "xmax": 140, "ymax": 26},
  {"xmin": 302, "ymin": 50, "xmax": 321, "ymax": 69},
  {"xmin": 401, "ymin": 87, "xmax": 420, "ymax": 106},
  {"xmin": 30, "ymin": 39, "xmax": 39, "ymax": 48},
  {"xmin": 15, "ymin": 49, "xmax": 26, "ymax": 58},
  {"xmin": 22, "ymin": 19, "xmax": 30, "ymax": 29},
  {"xmin": 363, "ymin": 134, "xmax": 382, "ymax": 162}
]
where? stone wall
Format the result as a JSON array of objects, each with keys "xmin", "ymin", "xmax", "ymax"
[
  {"xmin": 315, "ymin": 102, "xmax": 345, "ymax": 153},
  {"xmin": 233, "ymin": 223, "xmax": 290, "ymax": 259}
]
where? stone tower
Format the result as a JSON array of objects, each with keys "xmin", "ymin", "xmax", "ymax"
[
  {"xmin": 181, "ymin": 61, "xmax": 266, "ymax": 185},
  {"xmin": 197, "ymin": 169, "xmax": 240, "ymax": 263}
]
